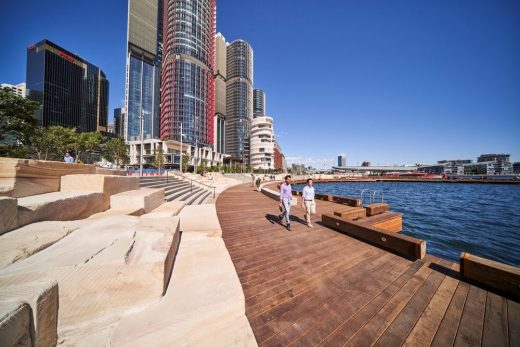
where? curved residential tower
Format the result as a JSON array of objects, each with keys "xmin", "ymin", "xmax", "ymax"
[
  {"xmin": 250, "ymin": 116, "xmax": 274, "ymax": 170},
  {"xmin": 161, "ymin": 0, "xmax": 216, "ymax": 146},
  {"xmin": 226, "ymin": 40, "xmax": 253, "ymax": 161}
]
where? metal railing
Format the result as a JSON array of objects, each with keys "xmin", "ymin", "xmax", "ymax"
[{"xmin": 169, "ymin": 171, "xmax": 216, "ymax": 198}]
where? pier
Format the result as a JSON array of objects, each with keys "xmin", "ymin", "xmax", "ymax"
[{"xmin": 216, "ymin": 183, "xmax": 519, "ymax": 346}]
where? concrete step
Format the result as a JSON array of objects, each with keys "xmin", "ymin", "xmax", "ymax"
[
  {"xmin": 184, "ymin": 188, "xmax": 209, "ymax": 206},
  {"xmin": 17, "ymin": 191, "xmax": 104, "ymax": 227},
  {"xmin": 192, "ymin": 190, "xmax": 212, "ymax": 205},
  {"xmin": 164, "ymin": 186, "xmax": 195, "ymax": 202}
]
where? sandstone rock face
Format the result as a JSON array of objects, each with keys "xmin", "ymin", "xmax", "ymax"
[
  {"xmin": 110, "ymin": 231, "xmax": 256, "ymax": 347},
  {"xmin": 140, "ymin": 200, "xmax": 186, "ymax": 219},
  {"xmin": 0, "ymin": 158, "xmax": 95, "ymax": 198},
  {"xmin": 0, "ymin": 220, "xmax": 88, "ymax": 269},
  {"xmin": 178, "ymin": 204, "xmax": 222, "ymax": 237},
  {"xmin": 0, "ymin": 216, "xmax": 181, "ymax": 346},
  {"xmin": 61, "ymin": 175, "xmax": 139, "ymax": 209},
  {"xmin": 0, "ymin": 300, "xmax": 32, "ymax": 347},
  {"xmin": 87, "ymin": 208, "xmax": 144, "ymax": 220},
  {"xmin": 110, "ymin": 188, "xmax": 165, "ymax": 213},
  {"xmin": 0, "ymin": 197, "xmax": 17, "ymax": 235},
  {"xmin": 0, "ymin": 280, "xmax": 58, "ymax": 347},
  {"xmin": 17, "ymin": 192, "xmax": 104, "ymax": 227}
]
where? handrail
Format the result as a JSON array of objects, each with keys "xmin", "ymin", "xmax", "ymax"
[{"xmin": 168, "ymin": 170, "xmax": 216, "ymax": 198}]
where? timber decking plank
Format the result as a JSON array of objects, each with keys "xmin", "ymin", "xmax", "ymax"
[
  {"xmin": 402, "ymin": 274, "xmax": 459, "ymax": 347},
  {"xmin": 372, "ymin": 266, "xmax": 446, "ymax": 347},
  {"xmin": 509, "ymin": 299, "xmax": 520, "ymax": 347},
  {"xmin": 321, "ymin": 260, "xmax": 426, "ymax": 346},
  {"xmin": 453, "ymin": 285, "xmax": 487, "ymax": 347},
  {"xmin": 482, "ymin": 292, "xmax": 509, "ymax": 347},
  {"xmin": 430, "ymin": 281, "xmax": 471, "ymax": 347}
]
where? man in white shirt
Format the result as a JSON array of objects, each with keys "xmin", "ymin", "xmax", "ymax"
[{"xmin": 301, "ymin": 178, "xmax": 316, "ymax": 228}]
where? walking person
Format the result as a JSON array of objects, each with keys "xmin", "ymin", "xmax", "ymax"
[
  {"xmin": 278, "ymin": 175, "xmax": 293, "ymax": 230},
  {"xmin": 301, "ymin": 178, "xmax": 316, "ymax": 228}
]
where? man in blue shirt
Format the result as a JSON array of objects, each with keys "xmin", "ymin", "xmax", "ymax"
[
  {"xmin": 64, "ymin": 152, "xmax": 74, "ymax": 163},
  {"xmin": 301, "ymin": 178, "xmax": 315, "ymax": 228}
]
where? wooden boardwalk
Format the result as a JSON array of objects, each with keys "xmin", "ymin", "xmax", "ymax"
[{"xmin": 216, "ymin": 183, "xmax": 519, "ymax": 347}]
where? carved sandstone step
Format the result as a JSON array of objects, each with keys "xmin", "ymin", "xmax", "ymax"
[
  {"xmin": 110, "ymin": 188, "xmax": 165, "ymax": 213},
  {"xmin": 61, "ymin": 174, "xmax": 139, "ymax": 210},
  {"xmin": 17, "ymin": 191, "xmax": 104, "ymax": 227},
  {"xmin": 0, "ymin": 197, "xmax": 17, "ymax": 235}
]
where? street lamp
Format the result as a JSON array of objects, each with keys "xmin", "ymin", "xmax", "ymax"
[{"xmin": 139, "ymin": 110, "xmax": 145, "ymax": 177}]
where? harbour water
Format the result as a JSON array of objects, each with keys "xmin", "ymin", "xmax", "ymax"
[{"xmin": 294, "ymin": 181, "xmax": 520, "ymax": 267}]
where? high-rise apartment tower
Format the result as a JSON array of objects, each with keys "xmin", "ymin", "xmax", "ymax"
[
  {"xmin": 160, "ymin": 0, "xmax": 216, "ymax": 147},
  {"xmin": 226, "ymin": 40, "xmax": 253, "ymax": 162},
  {"xmin": 253, "ymin": 88, "xmax": 265, "ymax": 117}
]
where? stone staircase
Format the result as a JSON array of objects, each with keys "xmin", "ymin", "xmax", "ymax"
[{"xmin": 139, "ymin": 176, "xmax": 212, "ymax": 205}]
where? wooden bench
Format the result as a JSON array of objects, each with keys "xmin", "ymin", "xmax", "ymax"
[
  {"xmin": 460, "ymin": 252, "xmax": 520, "ymax": 298},
  {"xmin": 322, "ymin": 213, "xmax": 425, "ymax": 260},
  {"xmin": 333, "ymin": 207, "xmax": 366, "ymax": 220},
  {"xmin": 356, "ymin": 211, "xmax": 403, "ymax": 233},
  {"xmin": 364, "ymin": 203, "xmax": 390, "ymax": 216},
  {"xmin": 332, "ymin": 195, "xmax": 362, "ymax": 207}
]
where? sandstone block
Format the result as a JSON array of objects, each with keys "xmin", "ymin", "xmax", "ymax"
[
  {"xmin": 140, "ymin": 200, "xmax": 186, "ymax": 219},
  {"xmin": 0, "ymin": 177, "xmax": 60, "ymax": 198},
  {"xmin": 94, "ymin": 167, "xmax": 127, "ymax": 176},
  {"xmin": 61, "ymin": 175, "xmax": 139, "ymax": 209},
  {"xmin": 178, "ymin": 204, "xmax": 222, "ymax": 237},
  {"xmin": 0, "ymin": 220, "xmax": 88, "ymax": 269},
  {"xmin": 110, "ymin": 188, "xmax": 165, "ymax": 213},
  {"xmin": 0, "ymin": 197, "xmax": 17, "ymax": 235},
  {"xmin": 0, "ymin": 280, "xmax": 58, "ymax": 347},
  {"xmin": 0, "ymin": 158, "xmax": 95, "ymax": 198},
  {"xmin": 87, "ymin": 208, "xmax": 144, "ymax": 220},
  {"xmin": 17, "ymin": 191, "xmax": 104, "ymax": 227},
  {"xmin": 110, "ymin": 233, "xmax": 254, "ymax": 346},
  {"xmin": 0, "ymin": 300, "xmax": 32, "ymax": 347}
]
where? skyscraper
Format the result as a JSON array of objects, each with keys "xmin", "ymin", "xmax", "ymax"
[
  {"xmin": 214, "ymin": 33, "xmax": 227, "ymax": 154},
  {"xmin": 160, "ymin": 0, "xmax": 216, "ymax": 147},
  {"xmin": 114, "ymin": 107, "xmax": 127, "ymax": 137},
  {"xmin": 338, "ymin": 154, "xmax": 347, "ymax": 167},
  {"xmin": 253, "ymin": 88, "xmax": 265, "ymax": 117},
  {"xmin": 226, "ymin": 40, "xmax": 253, "ymax": 162},
  {"xmin": 26, "ymin": 39, "xmax": 108, "ymax": 132},
  {"xmin": 124, "ymin": 0, "xmax": 163, "ymax": 140}
]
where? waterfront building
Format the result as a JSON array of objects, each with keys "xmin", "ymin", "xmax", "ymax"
[
  {"xmin": 214, "ymin": 33, "xmax": 227, "ymax": 154},
  {"xmin": 250, "ymin": 116, "xmax": 274, "ymax": 170},
  {"xmin": 464, "ymin": 161, "xmax": 513, "ymax": 175},
  {"xmin": 437, "ymin": 159, "xmax": 472, "ymax": 175},
  {"xmin": 274, "ymin": 142, "xmax": 286, "ymax": 172},
  {"xmin": 291, "ymin": 163, "xmax": 306, "ymax": 174},
  {"xmin": 26, "ymin": 39, "xmax": 108, "ymax": 132},
  {"xmin": 514, "ymin": 162, "xmax": 520, "ymax": 174},
  {"xmin": 253, "ymin": 88, "xmax": 265, "ymax": 117},
  {"xmin": 161, "ymin": 0, "xmax": 216, "ymax": 148},
  {"xmin": 1, "ymin": 83, "xmax": 26, "ymax": 98},
  {"xmin": 127, "ymin": 138, "xmax": 224, "ymax": 169},
  {"xmin": 124, "ymin": 0, "xmax": 162, "ymax": 141},
  {"xmin": 338, "ymin": 154, "xmax": 347, "ymax": 167},
  {"xmin": 477, "ymin": 153, "xmax": 510, "ymax": 163},
  {"xmin": 226, "ymin": 39, "xmax": 253, "ymax": 163},
  {"xmin": 114, "ymin": 107, "xmax": 127, "ymax": 137}
]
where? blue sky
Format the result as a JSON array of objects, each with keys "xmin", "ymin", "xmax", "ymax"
[{"xmin": 1, "ymin": 0, "xmax": 519, "ymax": 166}]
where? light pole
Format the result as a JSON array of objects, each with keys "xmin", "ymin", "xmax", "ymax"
[
  {"xmin": 139, "ymin": 110, "xmax": 145, "ymax": 177},
  {"xmin": 180, "ymin": 122, "xmax": 183, "ymax": 174}
]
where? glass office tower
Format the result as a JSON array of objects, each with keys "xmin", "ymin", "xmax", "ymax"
[
  {"xmin": 160, "ymin": 0, "xmax": 216, "ymax": 147},
  {"xmin": 125, "ymin": 0, "xmax": 162, "ymax": 140},
  {"xmin": 26, "ymin": 39, "xmax": 108, "ymax": 132},
  {"xmin": 253, "ymin": 88, "xmax": 265, "ymax": 117},
  {"xmin": 226, "ymin": 40, "xmax": 253, "ymax": 162}
]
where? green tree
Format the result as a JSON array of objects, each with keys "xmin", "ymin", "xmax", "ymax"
[
  {"xmin": 104, "ymin": 137, "xmax": 129, "ymax": 167},
  {"xmin": 0, "ymin": 87, "xmax": 39, "ymax": 156},
  {"xmin": 31, "ymin": 126, "xmax": 76, "ymax": 161},
  {"xmin": 75, "ymin": 131, "xmax": 103, "ymax": 163},
  {"xmin": 153, "ymin": 145, "xmax": 165, "ymax": 172},
  {"xmin": 182, "ymin": 153, "xmax": 190, "ymax": 172}
]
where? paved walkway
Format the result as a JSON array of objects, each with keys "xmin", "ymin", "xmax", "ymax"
[{"xmin": 216, "ymin": 183, "xmax": 519, "ymax": 347}]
